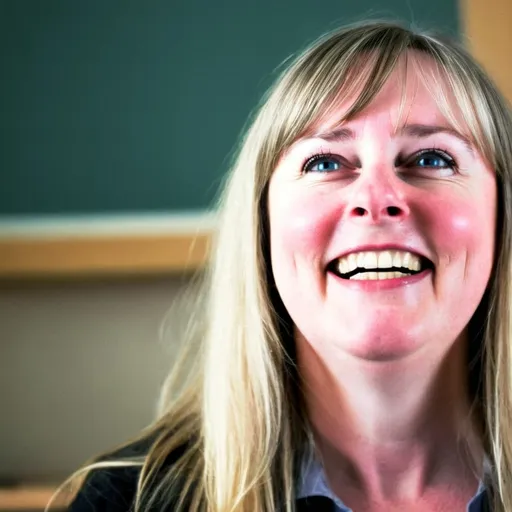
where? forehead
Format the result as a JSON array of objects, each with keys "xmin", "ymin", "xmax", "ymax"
[{"xmin": 310, "ymin": 53, "xmax": 465, "ymax": 137}]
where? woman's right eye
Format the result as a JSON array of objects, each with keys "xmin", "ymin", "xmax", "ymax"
[{"xmin": 303, "ymin": 154, "xmax": 344, "ymax": 173}]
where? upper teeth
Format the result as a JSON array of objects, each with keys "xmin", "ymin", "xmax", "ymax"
[{"xmin": 337, "ymin": 250, "xmax": 422, "ymax": 275}]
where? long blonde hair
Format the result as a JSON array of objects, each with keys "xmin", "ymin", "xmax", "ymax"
[{"xmin": 52, "ymin": 21, "xmax": 512, "ymax": 512}]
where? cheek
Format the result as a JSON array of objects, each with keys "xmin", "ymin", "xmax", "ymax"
[
  {"xmin": 421, "ymin": 187, "xmax": 496, "ymax": 273},
  {"xmin": 269, "ymin": 190, "xmax": 342, "ymax": 268},
  {"xmin": 268, "ymin": 187, "xmax": 344, "ymax": 324}
]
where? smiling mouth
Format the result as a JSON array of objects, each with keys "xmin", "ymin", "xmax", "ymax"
[{"xmin": 327, "ymin": 250, "xmax": 434, "ymax": 280}]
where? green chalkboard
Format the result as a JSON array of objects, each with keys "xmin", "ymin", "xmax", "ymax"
[{"xmin": 0, "ymin": 0, "xmax": 459, "ymax": 215}]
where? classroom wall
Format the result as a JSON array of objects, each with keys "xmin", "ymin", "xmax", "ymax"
[{"xmin": 0, "ymin": 276, "xmax": 194, "ymax": 482}]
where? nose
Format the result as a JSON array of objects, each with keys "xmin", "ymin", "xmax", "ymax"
[{"xmin": 345, "ymin": 168, "xmax": 410, "ymax": 223}]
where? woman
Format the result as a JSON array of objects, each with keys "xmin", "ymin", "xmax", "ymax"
[{"xmin": 58, "ymin": 21, "xmax": 512, "ymax": 511}]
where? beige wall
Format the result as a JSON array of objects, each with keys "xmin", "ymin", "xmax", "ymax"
[{"xmin": 0, "ymin": 276, "xmax": 194, "ymax": 483}]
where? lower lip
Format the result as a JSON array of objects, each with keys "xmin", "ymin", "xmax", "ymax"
[{"xmin": 328, "ymin": 269, "xmax": 433, "ymax": 290}]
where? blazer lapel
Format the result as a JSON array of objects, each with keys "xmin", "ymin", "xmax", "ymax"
[{"xmin": 296, "ymin": 496, "xmax": 335, "ymax": 511}]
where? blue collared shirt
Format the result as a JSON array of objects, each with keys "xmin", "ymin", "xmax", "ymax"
[{"xmin": 298, "ymin": 456, "xmax": 489, "ymax": 511}]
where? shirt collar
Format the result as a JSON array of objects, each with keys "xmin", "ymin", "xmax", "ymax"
[{"xmin": 297, "ymin": 454, "xmax": 490, "ymax": 512}]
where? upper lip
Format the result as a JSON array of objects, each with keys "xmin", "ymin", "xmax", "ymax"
[{"xmin": 327, "ymin": 244, "xmax": 433, "ymax": 266}]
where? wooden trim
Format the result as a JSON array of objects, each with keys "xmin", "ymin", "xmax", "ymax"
[
  {"xmin": 0, "ymin": 214, "xmax": 213, "ymax": 279},
  {"xmin": 0, "ymin": 485, "xmax": 67, "ymax": 510},
  {"xmin": 0, "ymin": 232, "xmax": 210, "ymax": 279},
  {"xmin": 461, "ymin": 0, "xmax": 512, "ymax": 102}
]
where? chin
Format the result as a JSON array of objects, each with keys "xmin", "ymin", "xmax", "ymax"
[
  {"xmin": 339, "ymin": 327, "xmax": 425, "ymax": 362},
  {"xmin": 346, "ymin": 343, "xmax": 418, "ymax": 362}
]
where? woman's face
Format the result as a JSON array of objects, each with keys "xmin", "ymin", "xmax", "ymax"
[{"xmin": 267, "ymin": 58, "xmax": 497, "ymax": 362}]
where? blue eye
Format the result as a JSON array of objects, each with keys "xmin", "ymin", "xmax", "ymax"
[
  {"xmin": 413, "ymin": 150, "xmax": 455, "ymax": 169},
  {"xmin": 304, "ymin": 154, "xmax": 341, "ymax": 173}
]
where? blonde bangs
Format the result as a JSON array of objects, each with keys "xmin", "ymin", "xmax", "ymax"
[
  {"xmin": 254, "ymin": 27, "xmax": 412, "ymax": 183},
  {"xmin": 255, "ymin": 24, "xmax": 512, "ymax": 191}
]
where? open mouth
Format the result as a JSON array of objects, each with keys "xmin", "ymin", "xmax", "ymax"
[{"xmin": 327, "ymin": 250, "xmax": 434, "ymax": 281}]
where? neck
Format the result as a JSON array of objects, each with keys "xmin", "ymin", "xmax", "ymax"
[{"xmin": 297, "ymin": 332, "xmax": 484, "ymax": 502}]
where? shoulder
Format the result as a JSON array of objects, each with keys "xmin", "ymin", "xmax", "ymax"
[
  {"xmin": 67, "ymin": 433, "xmax": 193, "ymax": 511},
  {"xmin": 67, "ymin": 436, "xmax": 154, "ymax": 512},
  {"xmin": 68, "ymin": 464, "xmax": 140, "ymax": 512}
]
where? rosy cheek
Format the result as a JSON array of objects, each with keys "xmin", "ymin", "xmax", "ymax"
[
  {"xmin": 420, "ymin": 193, "xmax": 495, "ymax": 265},
  {"xmin": 434, "ymin": 209, "xmax": 473, "ymax": 245},
  {"xmin": 271, "ymin": 192, "xmax": 341, "ymax": 264}
]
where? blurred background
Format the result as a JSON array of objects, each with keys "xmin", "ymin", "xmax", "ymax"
[{"xmin": 0, "ymin": 0, "xmax": 508, "ymax": 510}]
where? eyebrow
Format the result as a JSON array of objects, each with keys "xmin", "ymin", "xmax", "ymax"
[
  {"xmin": 399, "ymin": 124, "xmax": 475, "ymax": 154},
  {"xmin": 312, "ymin": 123, "xmax": 475, "ymax": 154}
]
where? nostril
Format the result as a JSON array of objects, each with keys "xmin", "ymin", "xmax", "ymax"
[
  {"xmin": 353, "ymin": 207, "xmax": 367, "ymax": 216},
  {"xmin": 387, "ymin": 206, "xmax": 402, "ymax": 217}
]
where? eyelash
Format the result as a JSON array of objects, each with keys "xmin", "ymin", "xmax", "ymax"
[
  {"xmin": 301, "ymin": 147, "xmax": 458, "ymax": 174},
  {"xmin": 302, "ymin": 151, "xmax": 341, "ymax": 173}
]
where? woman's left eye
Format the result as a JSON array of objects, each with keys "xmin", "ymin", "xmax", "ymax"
[{"xmin": 406, "ymin": 149, "xmax": 456, "ymax": 171}]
